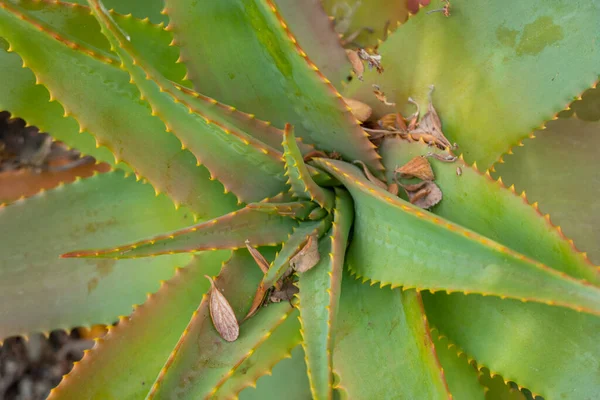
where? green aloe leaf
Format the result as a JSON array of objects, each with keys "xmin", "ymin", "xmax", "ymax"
[
  {"xmin": 282, "ymin": 124, "xmax": 335, "ymax": 210},
  {"xmin": 0, "ymin": 0, "xmax": 238, "ymax": 217},
  {"xmin": 333, "ymin": 273, "xmax": 450, "ymax": 398},
  {"xmin": 380, "ymin": 138, "xmax": 598, "ymax": 283},
  {"xmin": 89, "ymin": 0, "xmax": 290, "ymax": 202},
  {"xmin": 424, "ymin": 293, "xmax": 600, "ymax": 399},
  {"xmin": 238, "ymin": 345, "xmax": 312, "ymax": 400},
  {"xmin": 274, "ymin": 0, "xmax": 350, "ymax": 87},
  {"xmin": 322, "ymin": 0, "xmax": 410, "ymax": 48},
  {"xmin": 163, "ymin": 0, "xmax": 383, "ymax": 174},
  {"xmin": 432, "ymin": 333, "xmax": 485, "ymax": 399},
  {"xmin": 345, "ymin": 0, "xmax": 600, "ymax": 168},
  {"xmin": 63, "ymin": 206, "xmax": 298, "ymax": 259},
  {"xmin": 247, "ymin": 200, "xmax": 318, "ymax": 220},
  {"xmin": 0, "ymin": 171, "xmax": 192, "ymax": 339},
  {"xmin": 68, "ymin": 0, "xmax": 168, "ymax": 25},
  {"xmin": 147, "ymin": 251, "xmax": 300, "ymax": 399},
  {"xmin": 49, "ymin": 251, "xmax": 228, "ymax": 400},
  {"xmin": 314, "ymin": 158, "xmax": 600, "ymax": 315},
  {"xmin": 296, "ymin": 189, "xmax": 353, "ymax": 399},
  {"xmin": 493, "ymin": 118, "xmax": 600, "ymax": 264}
]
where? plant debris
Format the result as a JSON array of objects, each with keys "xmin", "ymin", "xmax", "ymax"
[
  {"xmin": 426, "ymin": 152, "xmax": 457, "ymax": 163},
  {"xmin": 400, "ymin": 180, "xmax": 443, "ymax": 209},
  {"xmin": 205, "ymin": 276, "xmax": 239, "ymax": 342},
  {"xmin": 456, "ymin": 166, "xmax": 462, "ymax": 176},
  {"xmin": 346, "ymin": 49, "xmax": 365, "ymax": 80},
  {"xmin": 395, "ymin": 156, "xmax": 435, "ymax": 181},
  {"xmin": 353, "ymin": 160, "xmax": 388, "ymax": 190},
  {"xmin": 290, "ymin": 234, "xmax": 320, "ymax": 273},
  {"xmin": 245, "ymin": 240, "xmax": 270, "ymax": 274},
  {"xmin": 344, "ymin": 97, "xmax": 373, "ymax": 122},
  {"xmin": 358, "ymin": 49, "xmax": 384, "ymax": 73},
  {"xmin": 372, "ymin": 84, "xmax": 395, "ymax": 106},
  {"xmin": 268, "ymin": 278, "xmax": 299, "ymax": 304}
]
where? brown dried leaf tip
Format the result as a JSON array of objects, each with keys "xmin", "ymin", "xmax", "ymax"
[
  {"xmin": 395, "ymin": 156, "xmax": 435, "ymax": 181},
  {"xmin": 290, "ymin": 234, "xmax": 320, "ymax": 273},
  {"xmin": 346, "ymin": 49, "xmax": 364, "ymax": 80},
  {"xmin": 400, "ymin": 181, "xmax": 443, "ymax": 209},
  {"xmin": 205, "ymin": 275, "xmax": 239, "ymax": 342},
  {"xmin": 245, "ymin": 240, "xmax": 269, "ymax": 274},
  {"xmin": 344, "ymin": 97, "xmax": 373, "ymax": 122}
]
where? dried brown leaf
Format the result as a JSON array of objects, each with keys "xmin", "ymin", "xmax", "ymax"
[
  {"xmin": 205, "ymin": 276, "xmax": 239, "ymax": 342},
  {"xmin": 456, "ymin": 166, "xmax": 462, "ymax": 176},
  {"xmin": 344, "ymin": 97, "xmax": 373, "ymax": 122},
  {"xmin": 290, "ymin": 234, "xmax": 320, "ymax": 273},
  {"xmin": 353, "ymin": 160, "xmax": 388, "ymax": 190},
  {"xmin": 372, "ymin": 85, "xmax": 395, "ymax": 106},
  {"xmin": 378, "ymin": 113, "xmax": 407, "ymax": 132},
  {"xmin": 396, "ymin": 156, "xmax": 435, "ymax": 181},
  {"xmin": 409, "ymin": 86, "xmax": 452, "ymax": 149},
  {"xmin": 244, "ymin": 283, "xmax": 268, "ymax": 321},
  {"xmin": 400, "ymin": 181, "xmax": 443, "ymax": 209},
  {"xmin": 269, "ymin": 279, "xmax": 299, "ymax": 304},
  {"xmin": 387, "ymin": 182, "xmax": 399, "ymax": 196},
  {"xmin": 346, "ymin": 49, "xmax": 364, "ymax": 80},
  {"xmin": 245, "ymin": 240, "xmax": 269, "ymax": 274},
  {"xmin": 358, "ymin": 49, "xmax": 384, "ymax": 73},
  {"xmin": 426, "ymin": 152, "xmax": 457, "ymax": 163}
]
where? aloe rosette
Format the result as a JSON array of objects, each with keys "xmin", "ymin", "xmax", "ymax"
[{"xmin": 0, "ymin": 0, "xmax": 599, "ymax": 399}]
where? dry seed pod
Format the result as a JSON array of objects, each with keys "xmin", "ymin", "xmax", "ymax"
[
  {"xmin": 346, "ymin": 49, "xmax": 364, "ymax": 80},
  {"xmin": 396, "ymin": 156, "xmax": 435, "ymax": 181},
  {"xmin": 344, "ymin": 98, "xmax": 372, "ymax": 122},
  {"xmin": 205, "ymin": 276, "xmax": 239, "ymax": 342},
  {"xmin": 245, "ymin": 240, "xmax": 269, "ymax": 274},
  {"xmin": 290, "ymin": 234, "xmax": 320, "ymax": 273}
]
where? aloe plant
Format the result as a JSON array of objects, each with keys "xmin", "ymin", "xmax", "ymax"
[{"xmin": 0, "ymin": 0, "xmax": 599, "ymax": 398}]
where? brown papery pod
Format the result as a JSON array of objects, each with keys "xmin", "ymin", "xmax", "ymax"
[
  {"xmin": 205, "ymin": 276, "xmax": 239, "ymax": 342},
  {"xmin": 290, "ymin": 234, "xmax": 320, "ymax": 273},
  {"xmin": 396, "ymin": 156, "xmax": 435, "ymax": 181},
  {"xmin": 344, "ymin": 97, "xmax": 372, "ymax": 122},
  {"xmin": 245, "ymin": 240, "xmax": 269, "ymax": 274}
]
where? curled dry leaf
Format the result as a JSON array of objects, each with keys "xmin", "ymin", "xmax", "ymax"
[
  {"xmin": 245, "ymin": 240, "xmax": 270, "ymax": 274},
  {"xmin": 387, "ymin": 182, "xmax": 400, "ymax": 196},
  {"xmin": 409, "ymin": 86, "xmax": 453, "ymax": 149},
  {"xmin": 378, "ymin": 113, "xmax": 407, "ymax": 132},
  {"xmin": 353, "ymin": 160, "xmax": 388, "ymax": 190},
  {"xmin": 269, "ymin": 278, "xmax": 299, "ymax": 304},
  {"xmin": 358, "ymin": 49, "xmax": 384, "ymax": 73},
  {"xmin": 346, "ymin": 49, "xmax": 364, "ymax": 80},
  {"xmin": 205, "ymin": 276, "xmax": 239, "ymax": 342},
  {"xmin": 426, "ymin": 152, "xmax": 457, "ymax": 163},
  {"xmin": 344, "ymin": 97, "xmax": 373, "ymax": 122},
  {"xmin": 373, "ymin": 84, "xmax": 395, "ymax": 106},
  {"xmin": 395, "ymin": 156, "xmax": 435, "ymax": 181},
  {"xmin": 400, "ymin": 181, "xmax": 443, "ymax": 209},
  {"xmin": 245, "ymin": 283, "xmax": 268, "ymax": 321},
  {"xmin": 290, "ymin": 234, "xmax": 320, "ymax": 273}
]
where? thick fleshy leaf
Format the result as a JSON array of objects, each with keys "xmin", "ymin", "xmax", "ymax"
[
  {"xmin": 333, "ymin": 273, "xmax": 450, "ymax": 398},
  {"xmin": 493, "ymin": 118, "xmax": 600, "ymax": 264},
  {"xmin": 0, "ymin": 162, "xmax": 109, "ymax": 203},
  {"xmin": 274, "ymin": 0, "xmax": 350, "ymax": 87},
  {"xmin": 247, "ymin": 200, "xmax": 318, "ymax": 220},
  {"xmin": 345, "ymin": 0, "xmax": 600, "ymax": 168},
  {"xmin": 314, "ymin": 158, "xmax": 600, "ymax": 315},
  {"xmin": 89, "ymin": 0, "xmax": 289, "ymax": 202},
  {"xmin": 238, "ymin": 345, "xmax": 312, "ymax": 400},
  {"xmin": 296, "ymin": 189, "xmax": 353, "ymax": 399},
  {"xmin": 424, "ymin": 293, "xmax": 600, "ymax": 399},
  {"xmin": 380, "ymin": 138, "xmax": 599, "ymax": 283},
  {"xmin": 147, "ymin": 251, "xmax": 299, "ymax": 399},
  {"xmin": 49, "ymin": 251, "xmax": 228, "ymax": 400},
  {"xmin": 0, "ymin": 0, "xmax": 238, "ymax": 217},
  {"xmin": 63, "ymin": 206, "xmax": 298, "ymax": 259},
  {"xmin": 322, "ymin": 0, "xmax": 410, "ymax": 48},
  {"xmin": 432, "ymin": 333, "xmax": 485, "ymax": 399},
  {"xmin": 282, "ymin": 124, "xmax": 335, "ymax": 210},
  {"xmin": 68, "ymin": 0, "xmax": 168, "ymax": 25},
  {"xmin": 163, "ymin": 0, "xmax": 383, "ymax": 174},
  {"xmin": 479, "ymin": 370, "xmax": 527, "ymax": 400},
  {"xmin": 0, "ymin": 171, "xmax": 192, "ymax": 339}
]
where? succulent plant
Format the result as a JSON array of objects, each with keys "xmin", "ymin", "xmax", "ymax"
[{"xmin": 1, "ymin": 0, "xmax": 599, "ymax": 399}]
